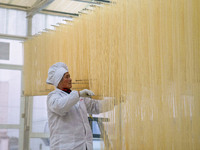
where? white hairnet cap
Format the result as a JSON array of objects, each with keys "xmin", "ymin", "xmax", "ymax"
[{"xmin": 46, "ymin": 62, "xmax": 68, "ymax": 87}]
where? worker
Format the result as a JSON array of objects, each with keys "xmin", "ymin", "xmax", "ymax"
[{"xmin": 46, "ymin": 62, "xmax": 113, "ymax": 150}]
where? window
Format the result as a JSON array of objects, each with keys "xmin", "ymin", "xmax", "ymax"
[
  {"xmin": 0, "ymin": 129, "xmax": 19, "ymax": 150},
  {"xmin": 0, "ymin": 69, "xmax": 21, "ymax": 124},
  {"xmin": 0, "ymin": 39, "xmax": 23, "ymax": 65},
  {"xmin": 32, "ymin": 13, "xmax": 72, "ymax": 35},
  {"xmin": 0, "ymin": 42, "xmax": 10, "ymax": 60},
  {"xmin": 32, "ymin": 96, "xmax": 48, "ymax": 133},
  {"xmin": 0, "ymin": 8, "xmax": 27, "ymax": 36}
]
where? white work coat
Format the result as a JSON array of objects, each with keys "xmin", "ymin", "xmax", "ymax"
[{"xmin": 47, "ymin": 88, "xmax": 106, "ymax": 150}]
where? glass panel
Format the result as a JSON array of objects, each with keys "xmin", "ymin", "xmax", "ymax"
[
  {"xmin": 0, "ymin": 129, "xmax": 19, "ymax": 150},
  {"xmin": 32, "ymin": 96, "xmax": 48, "ymax": 133},
  {"xmin": 92, "ymin": 121, "xmax": 101, "ymax": 134},
  {"xmin": 0, "ymin": 69, "xmax": 21, "ymax": 124},
  {"xmin": 32, "ymin": 13, "xmax": 46, "ymax": 35},
  {"xmin": 0, "ymin": 8, "xmax": 27, "ymax": 36},
  {"xmin": 32, "ymin": 13, "xmax": 72, "ymax": 35},
  {"xmin": 30, "ymin": 138, "xmax": 50, "ymax": 150},
  {"xmin": 0, "ymin": 39, "xmax": 23, "ymax": 65},
  {"xmin": 93, "ymin": 139, "xmax": 104, "ymax": 150},
  {"xmin": 0, "ymin": 8, "xmax": 7, "ymax": 35},
  {"xmin": 45, "ymin": 15, "xmax": 71, "ymax": 30}
]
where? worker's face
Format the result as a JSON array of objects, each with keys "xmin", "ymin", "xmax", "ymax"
[{"xmin": 59, "ymin": 72, "xmax": 72, "ymax": 89}]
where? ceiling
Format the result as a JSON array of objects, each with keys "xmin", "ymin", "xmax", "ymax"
[{"xmin": 0, "ymin": 0, "xmax": 110, "ymax": 17}]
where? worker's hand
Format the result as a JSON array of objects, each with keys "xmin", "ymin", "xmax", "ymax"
[{"xmin": 79, "ymin": 89, "xmax": 95, "ymax": 97}]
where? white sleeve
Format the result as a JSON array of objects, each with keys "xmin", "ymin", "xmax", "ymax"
[
  {"xmin": 98, "ymin": 97, "xmax": 115, "ymax": 113},
  {"xmin": 84, "ymin": 97, "xmax": 115, "ymax": 114},
  {"xmin": 84, "ymin": 97, "xmax": 100, "ymax": 114},
  {"xmin": 47, "ymin": 91, "xmax": 79, "ymax": 116}
]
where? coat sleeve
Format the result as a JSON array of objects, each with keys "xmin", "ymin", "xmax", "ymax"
[
  {"xmin": 47, "ymin": 91, "xmax": 80, "ymax": 116},
  {"xmin": 84, "ymin": 97, "xmax": 115, "ymax": 114}
]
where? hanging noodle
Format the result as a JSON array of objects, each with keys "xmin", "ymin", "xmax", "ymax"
[{"xmin": 24, "ymin": 0, "xmax": 200, "ymax": 149}]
